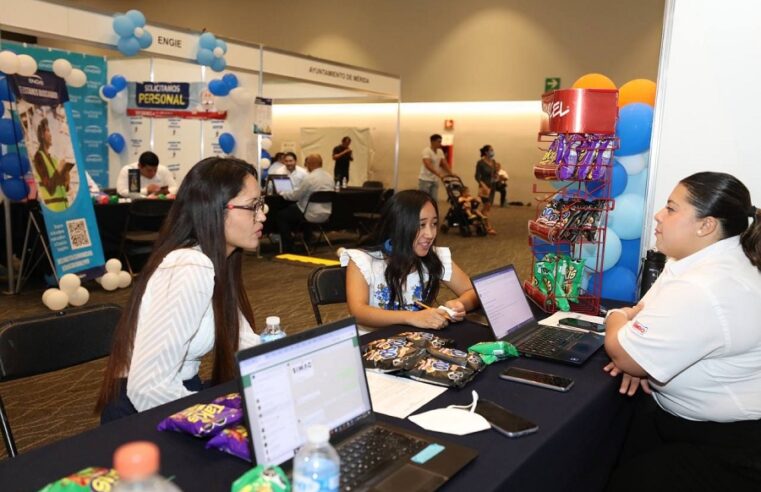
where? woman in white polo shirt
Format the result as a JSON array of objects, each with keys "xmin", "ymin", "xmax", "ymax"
[{"xmin": 604, "ymin": 172, "xmax": 761, "ymax": 491}]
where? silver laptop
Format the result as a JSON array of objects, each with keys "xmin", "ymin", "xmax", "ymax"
[
  {"xmin": 236, "ymin": 318, "xmax": 477, "ymax": 491},
  {"xmin": 471, "ymin": 265, "xmax": 604, "ymax": 366},
  {"xmin": 269, "ymin": 175, "xmax": 293, "ymax": 194}
]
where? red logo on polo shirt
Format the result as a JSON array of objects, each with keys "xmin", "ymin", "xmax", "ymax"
[{"xmin": 631, "ymin": 321, "xmax": 648, "ymax": 335}]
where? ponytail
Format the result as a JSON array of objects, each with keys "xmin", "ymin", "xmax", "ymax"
[{"xmin": 740, "ymin": 207, "xmax": 761, "ymax": 271}]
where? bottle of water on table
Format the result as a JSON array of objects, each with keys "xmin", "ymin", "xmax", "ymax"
[
  {"xmin": 113, "ymin": 441, "xmax": 181, "ymax": 491},
  {"xmin": 261, "ymin": 315, "xmax": 286, "ymax": 343},
  {"xmin": 293, "ymin": 424, "xmax": 340, "ymax": 492}
]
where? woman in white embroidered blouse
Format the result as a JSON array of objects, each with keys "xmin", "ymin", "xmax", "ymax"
[
  {"xmin": 97, "ymin": 158, "xmax": 266, "ymax": 422},
  {"xmin": 341, "ymin": 189, "xmax": 478, "ymax": 330}
]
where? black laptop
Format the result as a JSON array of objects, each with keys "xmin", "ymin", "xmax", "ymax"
[
  {"xmin": 268, "ymin": 174, "xmax": 294, "ymax": 194},
  {"xmin": 235, "ymin": 318, "xmax": 477, "ymax": 491},
  {"xmin": 470, "ymin": 265, "xmax": 604, "ymax": 366}
]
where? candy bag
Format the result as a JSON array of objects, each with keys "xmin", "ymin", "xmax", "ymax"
[
  {"xmin": 157, "ymin": 403, "xmax": 242, "ymax": 438},
  {"xmin": 231, "ymin": 465, "xmax": 290, "ymax": 492},
  {"xmin": 212, "ymin": 392, "xmax": 242, "ymax": 410},
  {"xmin": 427, "ymin": 347, "xmax": 486, "ymax": 373},
  {"xmin": 468, "ymin": 341, "xmax": 519, "ymax": 365},
  {"xmin": 362, "ymin": 338, "xmax": 427, "ymax": 372},
  {"xmin": 407, "ymin": 356, "xmax": 477, "ymax": 388},
  {"xmin": 38, "ymin": 467, "xmax": 119, "ymax": 492},
  {"xmin": 396, "ymin": 331, "xmax": 454, "ymax": 350},
  {"xmin": 206, "ymin": 425, "xmax": 251, "ymax": 462}
]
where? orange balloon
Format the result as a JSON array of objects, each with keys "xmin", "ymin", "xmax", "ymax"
[
  {"xmin": 571, "ymin": 73, "xmax": 616, "ymax": 90},
  {"xmin": 618, "ymin": 79, "xmax": 656, "ymax": 107}
]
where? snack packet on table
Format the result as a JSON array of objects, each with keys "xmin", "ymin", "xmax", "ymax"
[
  {"xmin": 468, "ymin": 341, "xmax": 520, "ymax": 365},
  {"xmin": 362, "ymin": 338, "xmax": 427, "ymax": 372},
  {"xmin": 157, "ymin": 403, "xmax": 242, "ymax": 438},
  {"xmin": 427, "ymin": 346, "xmax": 486, "ymax": 373},
  {"xmin": 396, "ymin": 331, "xmax": 454, "ymax": 349},
  {"xmin": 38, "ymin": 467, "xmax": 119, "ymax": 492},
  {"xmin": 206, "ymin": 424, "xmax": 251, "ymax": 462},
  {"xmin": 407, "ymin": 356, "xmax": 477, "ymax": 388},
  {"xmin": 231, "ymin": 465, "xmax": 290, "ymax": 492}
]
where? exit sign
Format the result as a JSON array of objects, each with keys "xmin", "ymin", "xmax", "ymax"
[{"xmin": 545, "ymin": 77, "xmax": 561, "ymax": 92}]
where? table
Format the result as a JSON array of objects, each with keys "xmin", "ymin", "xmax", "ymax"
[{"xmin": 0, "ymin": 321, "xmax": 633, "ymax": 491}]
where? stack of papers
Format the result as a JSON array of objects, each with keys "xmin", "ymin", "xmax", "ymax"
[{"xmin": 365, "ymin": 370, "xmax": 447, "ymax": 419}]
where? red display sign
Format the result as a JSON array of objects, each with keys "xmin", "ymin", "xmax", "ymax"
[{"xmin": 540, "ymin": 89, "xmax": 618, "ymax": 134}]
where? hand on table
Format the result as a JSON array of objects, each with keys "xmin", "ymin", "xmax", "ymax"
[
  {"xmin": 604, "ymin": 362, "xmax": 651, "ymax": 396},
  {"xmin": 146, "ymin": 183, "xmax": 162, "ymax": 194}
]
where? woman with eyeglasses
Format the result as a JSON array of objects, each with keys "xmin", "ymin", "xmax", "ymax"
[{"xmin": 97, "ymin": 157, "xmax": 267, "ymax": 422}]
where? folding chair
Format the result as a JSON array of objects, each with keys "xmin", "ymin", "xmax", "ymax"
[
  {"xmin": 0, "ymin": 303, "xmax": 122, "ymax": 457},
  {"xmin": 307, "ymin": 265, "xmax": 347, "ymax": 324},
  {"xmin": 119, "ymin": 199, "xmax": 173, "ymax": 274},
  {"xmin": 300, "ymin": 191, "xmax": 336, "ymax": 255}
]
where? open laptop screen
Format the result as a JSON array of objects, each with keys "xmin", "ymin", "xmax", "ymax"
[
  {"xmin": 271, "ymin": 175, "xmax": 293, "ymax": 194},
  {"xmin": 238, "ymin": 322, "xmax": 370, "ymax": 466},
  {"xmin": 472, "ymin": 266, "xmax": 535, "ymax": 339}
]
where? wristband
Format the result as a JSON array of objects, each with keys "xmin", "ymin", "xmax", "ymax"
[{"xmin": 604, "ymin": 308, "xmax": 628, "ymax": 321}]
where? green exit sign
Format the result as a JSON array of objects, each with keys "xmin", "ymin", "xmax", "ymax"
[{"xmin": 545, "ymin": 77, "xmax": 561, "ymax": 92}]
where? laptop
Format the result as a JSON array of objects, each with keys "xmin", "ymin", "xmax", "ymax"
[
  {"xmin": 269, "ymin": 174, "xmax": 293, "ymax": 194},
  {"xmin": 236, "ymin": 318, "xmax": 477, "ymax": 491},
  {"xmin": 471, "ymin": 265, "xmax": 604, "ymax": 366}
]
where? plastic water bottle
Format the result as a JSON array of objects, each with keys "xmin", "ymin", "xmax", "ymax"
[
  {"xmin": 112, "ymin": 441, "xmax": 181, "ymax": 491},
  {"xmin": 261, "ymin": 315, "xmax": 286, "ymax": 343},
  {"xmin": 293, "ymin": 425, "xmax": 340, "ymax": 492}
]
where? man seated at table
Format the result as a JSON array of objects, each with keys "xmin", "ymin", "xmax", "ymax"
[
  {"xmin": 268, "ymin": 151, "xmax": 308, "ymax": 189},
  {"xmin": 116, "ymin": 151, "xmax": 178, "ymax": 199},
  {"xmin": 275, "ymin": 153, "xmax": 334, "ymax": 253}
]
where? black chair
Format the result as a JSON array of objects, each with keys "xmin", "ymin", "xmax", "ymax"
[
  {"xmin": 0, "ymin": 303, "xmax": 122, "ymax": 457},
  {"xmin": 362, "ymin": 180, "xmax": 384, "ymax": 188},
  {"xmin": 300, "ymin": 191, "xmax": 337, "ymax": 255},
  {"xmin": 119, "ymin": 199, "xmax": 173, "ymax": 274},
  {"xmin": 307, "ymin": 265, "xmax": 347, "ymax": 324},
  {"xmin": 355, "ymin": 188, "xmax": 394, "ymax": 242}
]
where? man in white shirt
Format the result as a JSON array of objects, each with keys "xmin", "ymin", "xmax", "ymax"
[
  {"xmin": 116, "ymin": 151, "xmax": 178, "ymax": 198},
  {"xmin": 268, "ymin": 151, "xmax": 308, "ymax": 189},
  {"xmin": 418, "ymin": 133, "xmax": 452, "ymax": 202},
  {"xmin": 275, "ymin": 153, "xmax": 334, "ymax": 253}
]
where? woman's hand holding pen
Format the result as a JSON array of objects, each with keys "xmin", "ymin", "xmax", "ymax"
[
  {"xmin": 443, "ymin": 299, "xmax": 466, "ymax": 322},
  {"xmin": 411, "ymin": 301, "xmax": 450, "ymax": 330}
]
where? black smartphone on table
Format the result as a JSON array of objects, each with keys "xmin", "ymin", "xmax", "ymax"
[
  {"xmin": 500, "ymin": 367, "xmax": 575, "ymax": 392},
  {"xmin": 558, "ymin": 317, "xmax": 605, "ymax": 333},
  {"xmin": 473, "ymin": 399, "xmax": 539, "ymax": 438}
]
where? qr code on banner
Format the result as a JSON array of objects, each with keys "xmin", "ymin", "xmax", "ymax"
[{"xmin": 66, "ymin": 218, "xmax": 92, "ymax": 250}]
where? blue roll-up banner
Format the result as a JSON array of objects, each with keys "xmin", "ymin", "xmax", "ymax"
[{"xmin": 9, "ymin": 70, "xmax": 105, "ymax": 278}]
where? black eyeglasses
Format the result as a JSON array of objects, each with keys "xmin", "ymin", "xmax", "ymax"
[{"xmin": 225, "ymin": 197, "xmax": 268, "ymax": 215}]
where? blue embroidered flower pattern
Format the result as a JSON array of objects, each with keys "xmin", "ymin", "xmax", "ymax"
[{"xmin": 374, "ymin": 282, "xmax": 422, "ymax": 311}]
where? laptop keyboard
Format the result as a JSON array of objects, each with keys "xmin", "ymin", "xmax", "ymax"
[
  {"xmin": 518, "ymin": 327, "xmax": 584, "ymax": 357},
  {"xmin": 337, "ymin": 426, "xmax": 428, "ymax": 491}
]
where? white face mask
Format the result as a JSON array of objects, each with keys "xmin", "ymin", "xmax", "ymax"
[{"xmin": 408, "ymin": 391, "xmax": 491, "ymax": 436}]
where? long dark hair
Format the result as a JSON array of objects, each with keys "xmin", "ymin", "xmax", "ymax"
[
  {"xmin": 367, "ymin": 190, "xmax": 443, "ymax": 309},
  {"xmin": 680, "ymin": 172, "xmax": 761, "ymax": 271},
  {"xmin": 97, "ymin": 157, "xmax": 258, "ymax": 410}
]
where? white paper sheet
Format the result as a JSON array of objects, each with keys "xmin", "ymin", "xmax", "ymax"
[{"xmin": 365, "ymin": 370, "xmax": 447, "ymax": 419}]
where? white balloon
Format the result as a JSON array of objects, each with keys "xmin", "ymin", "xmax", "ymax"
[
  {"xmin": 214, "ymin": 95, "xmax": 232, "ymax": 111},
  {"xmin": 52, "ymin": 58, "xmax": 73, "ymax": 78},
  {"xmin": 213, "ymin": 47, "xmax": 224, "ymax": 58},
  {"xmin": 16, "ymin": 54, "xmax": 37, "ymax": 76},
  {"xmin": 260, "ymin": 158, "xmax": 271, "ymax": 169},
  {"xmin": 105, "ymin": 258, "xmax": 122, "ymax": 274},
  {"xmin": 101, "ymin": 272, "xmax": 120, "ymax": 291},
  {"xmin": 68, "ymin": 286, "xmax": 90, "ymax": 307},
  {"xmin": 117, "ymin": 270, "xmax": 132, "ymax": 288},
  {"xmin": 111, "ymin": 91, "xmax": 128, "ymax": 114},
  {"xmin": 65, "ymin": 69, "xmax": 87, "ymax": 88},
  {"xmin": 44, "ymin": 289, "xmax": 69, "ymax": 311},
  {"xmin": 229, "ymin": 87, "xmax": 252, "ymax": 106},
  {"xmin": 336, "ymin": 247, "xmax": 346, "ymax": 258},
  {"xmin": 58, "ymin": 273, "xmax": 81, "ymax": 294},
  {"xmin": 616, "ymin": 151, "xmax": 649, "ymax": 176},
  {"xmin": 42, "ymin": 288, "xmax": 58, "ymax": 306},
  {"xmin": 133, "ymin": 26, "xmax": 145, "ymax": 38},
  {"xmin": 0, "ymin": 51, "xmax": 19, "ymax": 75},
  {"xmin": 261, "ymin": 137, "xmax": 273, "ymax": 151}
]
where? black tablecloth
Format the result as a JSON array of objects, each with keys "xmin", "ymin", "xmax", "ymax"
[{"xmin": 0, "ymin": 321, "xmax": 633, "ymax": 492}]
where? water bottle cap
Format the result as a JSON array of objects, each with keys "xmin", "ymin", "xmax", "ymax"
[
  {"xmin": 306, "ymin": 424, "xmax": 330, "ymax": 444},
  {"xmin": 266, "ymin": 316, "xmax": 280, "ymax": 325},
  {"xmin": 114, "ymin": 441, "xmax": 159, "ymax": 480}
]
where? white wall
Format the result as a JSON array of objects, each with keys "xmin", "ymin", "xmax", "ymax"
[{"xmin": 645, "ymin": 0, "xmax": 761, "ymax": 247}]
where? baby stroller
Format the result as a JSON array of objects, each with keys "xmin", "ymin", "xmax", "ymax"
[{"xmin": 440, "ymin": 175, "xmax": 488, "ymax": 237}]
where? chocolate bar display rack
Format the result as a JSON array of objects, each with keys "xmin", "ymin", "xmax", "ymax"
[{"xmin": 525, "ymin": 132, "xmax": 619, "ymax": 315}]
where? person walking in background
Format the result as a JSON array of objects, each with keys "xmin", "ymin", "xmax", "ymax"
[
  {"xmin": 475, "ymin": 145, "xmax": 498, "ymax": 234},
  {"xmin": 419, "ymin": 133, "xmax": 452, "ymax": 202},
  {"xmin": 332, "ymin": 136, "xmax": 353, "ymax": 184}
]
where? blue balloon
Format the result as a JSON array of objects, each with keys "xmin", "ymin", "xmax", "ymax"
[
  {"xmin": 261, "ymin": 149, "xmax": 271, "ymax": 159},
  {"xmin": 208, "ymin": 79, "xmax": 230, "ymax": 96},
  {"xmin": 0, "ymin": 152, "xmax": 30, "ymax": 178},
  {"xmin": 586, "ymin": 161, "xmax": 628, "ymax": 198},
  {"xmin": 222, "ymin": 73, "xmax": 238, "ymax": 89},
  {"xmin": 199, "ymin": 32, "xmax": 218, "ymax": 51},
  {"xmin": 0, "ymin": 77, "xmax": 10, "ymax": 102},
  {"xmin": 623, "ymin": 169, "xmax": 648, "ymax": 196},
  {"xmin": 531, "ymin": 237, "xmax": 571, "ymax": 259},
  {"xmin": 112, "ymin": 15, "xmax": 135, "ymax": 38},
  {"xmin": 589, "ymin": 266, "xmax": 637, "ymax": 302},
  {"xmin": 216, "ymin": 39, "xmax": 228, "ymax": 54},
  {"xmin": 210, "ymin": 56, "xmax": 226, "ymax": 72},
  {"xmin": 0, "ymin": 178, "xmax": 28, "ymax": 201},
  {"xmin": 616, "ymin": 103, "xmax": 654, "ymax": 156},
  {"xmin": 0, "ymin": 118, "xmax": 23, "ymax": 145},
  {"xmin": 609, "ymin": 193, "xmax": 645, "ymax": 240},
  {"xmin": 138, "ymin": 31, "xmax": 153, "ymax": 49},
  {"xmin": 581, "ymin": 228, "xmax": 622, "ymax": 272},
  {"xmin": 0, "ymin": 102, "xmax": 4, "ymax": 119},
  {"xmin": 110, "ymin": 75, "xmax": 127, "ymax": 92},
  {"xmin": 196, "ymin": 48, "xmax": 214, "ymax": 66},
  {"xmin": 617, "ymin": 238, "xmax": 641, "ymax": 275},
  {"xmin": 107, "ymin": 132, "xmax": 126, "ymax": 153},
  {"xmin": 125, "ymin": 9, "xmax": 146, "ymax": 28},
  {"xmin": 102, "ymin": 84, "xmax": 118, "ymax": 99},
  {"xmin": 117, "ymin": 36, "xmax": 141, "ymax": 57},
  {"xmin": 219, "ymin": 132, "xmax": 236, "ymax": 154}
]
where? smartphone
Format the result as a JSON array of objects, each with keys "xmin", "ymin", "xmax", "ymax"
[
  {"xmin": 558, "ymin": 317, "xmax": 605, "ymax": 333},
  {"xmin": 473, "ymin": 399, "xmax": 539, "ymax": 438},
  {"xmin": 500, "ymin": 367, "xmax": 575, "ymax": 392}
]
